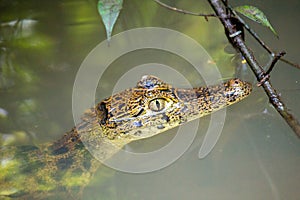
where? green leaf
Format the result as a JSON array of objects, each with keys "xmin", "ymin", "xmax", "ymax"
[
  {"xmin": 97, "ymin": 0, "xmax": 123, "ymax": 42},
  {"xmin": 234, "ymin": 5, "xmax": 278, "ymax": 37}
]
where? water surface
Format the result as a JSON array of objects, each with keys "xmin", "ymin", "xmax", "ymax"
[{"xmin": 0, "ymin": 0, "xmax": 299, "ymax": 199}]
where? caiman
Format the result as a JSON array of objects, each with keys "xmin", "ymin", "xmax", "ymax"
[{"xmin": 0, "ymin": 75, "xmax": 252, "ymax": 199}]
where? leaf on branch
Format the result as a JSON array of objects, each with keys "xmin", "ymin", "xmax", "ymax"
[
  {"xmin": 97, "ymin": 0, "xmax": 123, "ymax": 42},
  {"xmin": 234, "ymin": 5, "xmax": 278, "ymax": 37}
]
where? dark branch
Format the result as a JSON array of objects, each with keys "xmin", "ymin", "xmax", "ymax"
[
  {"xmin": 207, "ymin": 0, "xmax": 300, "ymax": 138},
  {"xmin": 256, "ymin": 74, "xmax": 270, "ymax": 87},
  {"xmin": 155, "ymin": 0, "xmax": 300, "ymax": 138}
]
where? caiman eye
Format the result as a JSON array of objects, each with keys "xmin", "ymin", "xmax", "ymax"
[{"xmin": 149, "ymin": 98, "xmax": 167, "ymax": 112}]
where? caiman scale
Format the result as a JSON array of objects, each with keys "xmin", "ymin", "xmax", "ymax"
[{"xmin": 0, "ymin": 75, "xmax": 252, "ymax": 199}]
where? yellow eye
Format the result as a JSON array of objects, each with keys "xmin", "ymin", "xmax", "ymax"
[{"xmin": 149, "ymin": 98, "xmax": 167, "ymax": 112}]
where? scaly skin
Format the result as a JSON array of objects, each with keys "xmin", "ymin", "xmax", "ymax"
[{"xmin": 0, "ymin": 75, "xmax": 252, "ymax": 199}]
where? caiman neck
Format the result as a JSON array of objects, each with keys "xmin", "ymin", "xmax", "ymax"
[{"xmin": 49, "ymin": 108, "xmax": 130, "ymax": 163}]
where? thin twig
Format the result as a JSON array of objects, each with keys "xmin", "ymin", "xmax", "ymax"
[
  {"xmin": 154, "ymin": 0, "xmax": 216, "ymax": 18},
  {"xmin": 266, "ymin": 51, "xmax": 286, "ymax": 75},
  {"xmin": 257, "ymin": 51, "xmax": 286, "ymax": 86},
  {"xmin": 280, "ymin": 58, "xmax": 300, "ymax": 69},
  {"xmin": 228, "ymin": 6, "xmax": 300, "ymax": 70},
  {"xmin": 208, "ymin": 0, "xmax": 300, "ymax": 138}
]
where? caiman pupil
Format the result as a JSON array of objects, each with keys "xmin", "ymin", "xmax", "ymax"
[{"xmin": 149, "ymin": 98, "xmax": 167, "ymax": 112}]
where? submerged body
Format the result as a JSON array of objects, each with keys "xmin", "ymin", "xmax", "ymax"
[{"xmin": 0, "ymin": 75, "xmax": 252, "ymax": 199}]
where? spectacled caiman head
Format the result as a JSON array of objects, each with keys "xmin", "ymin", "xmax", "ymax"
[{"xmin": 96, "ymin": 75, "xmax": 252, "ymax": 142}]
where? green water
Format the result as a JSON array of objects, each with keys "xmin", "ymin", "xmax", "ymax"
[{"xmin": 0, "ymin": 0, "xmax": 299, "ymax": 199}]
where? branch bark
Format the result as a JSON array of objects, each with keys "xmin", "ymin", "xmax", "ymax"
[{"xmin": 208, "ymin": 0, "xmax": 300, "ymax": 138}]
